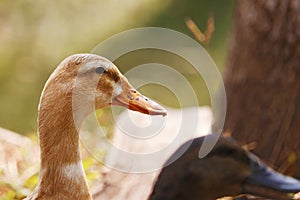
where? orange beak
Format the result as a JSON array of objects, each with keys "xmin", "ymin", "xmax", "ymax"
[{"xmin": 111, "ymin": 80, "xmax": 167, "ymax": 116}]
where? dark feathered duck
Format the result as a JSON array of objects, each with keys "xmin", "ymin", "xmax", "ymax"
[{"xmin": 150, "ymin": 135, "xmax": 300, "ymax": 200}]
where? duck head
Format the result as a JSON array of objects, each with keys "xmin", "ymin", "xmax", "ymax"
[
  {"xmin": 34, "ymin": 54, "xmax": 167, "ymax": 200},
  {"xmin": 40, "ymin": 54, "xmax": 166, "ymax": 123},
  {"xmin": 150, "ymin": 135, "xmax": 300, "ymax": 200}
]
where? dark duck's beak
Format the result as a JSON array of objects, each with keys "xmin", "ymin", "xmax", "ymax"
[
  {"xmin": 242, "ymin": 153, "xmax": 300, "ymax": 199},
  {"xmin": 149, "ymin": 135, "xmax": 300, "ymax": 200}
]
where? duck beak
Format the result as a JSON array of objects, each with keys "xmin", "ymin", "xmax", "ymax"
[
  {"xmin": 243, "ymin": 153, "xmax": 300, "ymax": 199},
  {"xmin": 111, "ymin": 80, "xmax": 167, "ymax": 116}
]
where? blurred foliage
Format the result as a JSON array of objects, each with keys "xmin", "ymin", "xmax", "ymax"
[
  {"xmin": 0, "ymin": 0, "xmax": 234, "ymax": 198},
  {"xmin": 0, "ymin": 0, "xmax": 233, "ymax": 135},
  {"xmin": 0, "ymin": 0, "xmax": 171, "ymax": 134}
]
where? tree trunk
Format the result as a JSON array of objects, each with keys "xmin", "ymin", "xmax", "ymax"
[{"xmin": 223, "ymin": 0, "xmax": 300, "ymax": 178}]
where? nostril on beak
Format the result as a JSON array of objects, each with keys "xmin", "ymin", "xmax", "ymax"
[{"xmin": 142, "ymin": 96, "xmax": 149, "ymax": 101}]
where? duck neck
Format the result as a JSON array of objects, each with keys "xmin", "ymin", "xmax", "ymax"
[{"xmin": 36, "ymin": 95, "xmax": 91, "ymax": 199}]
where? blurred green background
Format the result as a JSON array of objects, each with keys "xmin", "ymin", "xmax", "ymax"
[{"xmin": 0, "ymin": 0, "xmax": 234, "ymax": 135}]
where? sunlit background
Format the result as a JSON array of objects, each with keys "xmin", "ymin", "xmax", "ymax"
[
  {"xmin": 0, "ymin": 0, "xmax": 233, "ymax": 134},
  {"xmin": 2, "ymin": 1, "xmax": 300, "ymax": 199},
  {"xmin": 0, "ymin": 1, "xmax": 235, "ymax": 199}
]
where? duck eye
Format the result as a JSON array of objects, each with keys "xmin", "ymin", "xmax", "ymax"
[{"xmin": 95, "ymin": 67, "xmax": 105, "ymax": 74}]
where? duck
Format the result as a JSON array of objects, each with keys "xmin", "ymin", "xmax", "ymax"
[
  {"xmin": 149, "ymin": 134, "xmax": 300, "ymax": 200},
  {"xmin": 25, "ymin": 53, "xmax": 167, "ymax": 200}
]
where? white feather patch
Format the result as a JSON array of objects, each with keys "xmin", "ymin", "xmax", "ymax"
[{"xmin": 61, "ymin": 161, "xmax": 85, "ymax": 181}]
